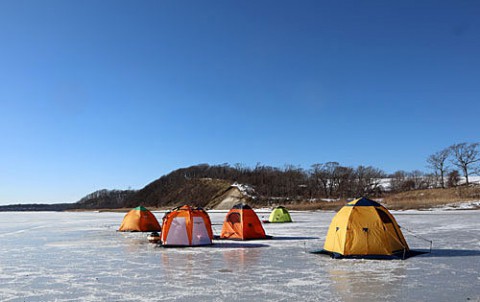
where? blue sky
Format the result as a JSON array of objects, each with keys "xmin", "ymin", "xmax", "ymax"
[{"xmin": 1, "ymin": 1, "xmax": 479, "ymax": 204}]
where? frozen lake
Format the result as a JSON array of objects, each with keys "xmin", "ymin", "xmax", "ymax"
[{"xmin": 0, "ymin": 209, "xmax": 479, "ymax": 301}]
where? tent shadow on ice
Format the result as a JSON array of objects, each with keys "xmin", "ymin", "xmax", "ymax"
[
  {"xmin": 413, "ymin": 249, "xmax": 480, "ymax": 258},
  {"xmin": 209, "ymin": 242, "xmax": 269, "ymax": 248},
  {"xmin": 269, "ymin": 236, "xmax": 319, "ymax": 241},
  {"xmin": 313, "ymin": 197, "xmax": 428, "ymax": 260}
]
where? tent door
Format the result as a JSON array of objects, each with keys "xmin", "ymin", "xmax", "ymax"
[
  {"xmin": 165, "ymin": 217, "xmax": 189, "ymax": 245},
  {"xmin": 192, "ymin": 217, "xmax": 211, "ymax": 245}
]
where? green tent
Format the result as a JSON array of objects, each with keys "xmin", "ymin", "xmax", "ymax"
[{"xmin": 268, "ymin": 206, "xmax": 292, "ymax": 223}]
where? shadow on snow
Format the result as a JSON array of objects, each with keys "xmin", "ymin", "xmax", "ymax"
[
  {"xmin": 269, "ymin": 236, "xmax": 319, "ymax": 241},
  {"xmin": 209, "ymin": 242, "xmax": 269, "ymax": 248},
  {"xmin": 416, "ymin": 249, "xmax": 480, "ymax": 258}
]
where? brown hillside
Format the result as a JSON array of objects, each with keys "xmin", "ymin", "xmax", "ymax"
[
  {"xmin": 382, "ymin": 186, "xmax": 480, "ymax": 210},
  {"xmin": 70, "ymin": 164, "xmax": 480, "ymax": 211},
  {"xmin": 127, "ymin": 178, "xmax": 232, "ymax": 209}
]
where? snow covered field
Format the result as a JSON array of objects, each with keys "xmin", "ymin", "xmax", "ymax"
[{"xmin": 0, "ymin": 209, "xmax": 479, "ymax": 302}]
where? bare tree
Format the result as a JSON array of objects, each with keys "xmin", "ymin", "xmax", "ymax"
[
  {"xmin": 309, "ymin": 164, "xmax": 326, "ymax": 198},
  {"xmin": 426, "ymin": 148, "xmax": 450, "ymax": 188},
  {"xmin": 310, "ymin": 162, "xmax": 340, "ymax": 198},
  {"xmin": 449, "ymin": 143, "xmax": 480, "ymax": 185},
  {"xmin": 354, "ymin": 166, "xmax": 386, "ymax": 196},
  {"xmin": 390, "ymin": 170, "xmax": 408, "ymax": 192},
  {"xmin": 409, "ymin": 170, "xmax": 428, "ymax": 190},
  {"xmin": 447, "ymin": 170, "xmax": 460, "ymax": 188},
  {"xmin": 325, "ymin": 162, "xmax": 340, "ymax": 198},
  {"xmin": 422, "ymin": 173, "xmax": 437, "ymax": 189},
  {"xmin": 334, "ymin": 166, "xmax": 355, "ymax": 198}
]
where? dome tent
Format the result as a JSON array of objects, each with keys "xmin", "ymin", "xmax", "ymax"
[
  {"xmin": 118, "ymin": 206, "xmax": 161, "ymax": 232},
  {"xmin": 161, "ymin": 205, "xmax": 213, "ymax": 247},
  {"xmin": 319, "ymin": 197, "xmax": 412, "ymax": 259},
  {"xmin": 220, "ymin": 203, "xmax": 269, "ymax": 240},
  {"xmin": 268, "ymin": 206, "xmax": 292, "ymax": 223}
]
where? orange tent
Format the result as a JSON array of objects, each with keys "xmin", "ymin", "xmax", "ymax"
[
  {"xmin": 220, "ymin": 203, "xmax": 267, "ymax": 240},
  {"xmin": 161, "ymin": 205, "xmax": 213, "ymax": 246},
  {"xmin": 118, "ymin": 206, "xmax": 161, "ymax": 232}
]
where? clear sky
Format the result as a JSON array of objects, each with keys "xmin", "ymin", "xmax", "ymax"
[{"xmin": 1, "ymin": 1, "xmax": 479, "ymax": 205}]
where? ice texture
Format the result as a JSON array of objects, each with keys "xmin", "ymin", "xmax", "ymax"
[{"xmin": 0, "ymin": 210, "xmax": 479, "ymax": 301}]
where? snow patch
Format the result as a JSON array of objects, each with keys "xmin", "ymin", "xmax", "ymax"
[{"xmin": 231, "ymin": 182, "xmax": 256, "ymax": 199}]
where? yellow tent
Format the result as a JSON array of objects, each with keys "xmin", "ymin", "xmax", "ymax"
[{"xmin": 321, "ymin": 197, "xmax": 410, "ymax": 259}]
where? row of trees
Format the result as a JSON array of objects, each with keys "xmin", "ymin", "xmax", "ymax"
[
  {"xmin": 73, "ymin": 142, "xmax": 479, "ymax": 208},
  {"xmin": 132, "ymin": 162, "xmax": 387, "ymax": 202},
  {"xmin": 75, "ymin": 189, "xmax": 136, "ymax": 209},
  {"xmin": 309, "ymin": 162, "xmax": 385, "ymax": 198},
  {"xmin": 427, "ymin": 142, "xmax": 480, "ymax": 188},
  {"xmin": 134, "ymin": 141, "xmax": 480, "ymax": 206}
]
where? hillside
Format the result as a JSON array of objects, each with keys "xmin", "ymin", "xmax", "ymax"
[
  {"xmin": 382, "ymin": 186, "xmax": 480, "ymax": 210},
  {"xmin": 75, "ymin": 189, "xmax": 137, "ymax": 209},
  {"xmin": 1, "ymin": 163, "xmax": 479, "ymax": 211},
  {"xmin": 126, "ymin": 177, "xmax": 232, "ymax": 209}
]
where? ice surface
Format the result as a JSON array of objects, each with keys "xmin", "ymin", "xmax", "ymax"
[{"xmin": 0, "ymin": 210, "xmax": 479, "ymax": 301}]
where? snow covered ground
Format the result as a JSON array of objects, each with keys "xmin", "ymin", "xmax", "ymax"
[{"xmin": 0, "ymin": 209, "xmax": 479, "ymax": 301}]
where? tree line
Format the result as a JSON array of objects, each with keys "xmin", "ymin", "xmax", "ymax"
[
  {"xmin": 158, "ymin": 142, "xmax": 479, "ymax": 201},
  {"xmin": 427, "ymin": 142, "xmax": 480, "ymax": 188},
  {"xmin": 133, "ymin": 162, "xmax": 388, "ymax": 203},
  {"xmin": 75, "ymin": 189, "xmax": 136, "ymax": 209},
  {"xmin": 72, "ymin": 142, "xmax": 480, "ymax": 209}
]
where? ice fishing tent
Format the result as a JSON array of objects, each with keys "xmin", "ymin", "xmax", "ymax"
[
  {"xmin": 268, "ymin": 206, "xmax": 292, "ymax": 223},
  {"xmin": 161, "ymin": 205, "xmax": 213, "ymax": 246},
  {"xmin": 118, "ymin": 206, "xmax": 161, "ymax": 232},
  {"xmin": 321, "ymin": 197, "xmax": 410, "ymax": 259},
  {"xmin": 220, "ymin": 203, "xmax": 267, "ymax": 240}
]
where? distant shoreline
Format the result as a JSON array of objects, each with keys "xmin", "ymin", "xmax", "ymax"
[{"xmin": 1, "ymin": 200, "xmax": 478, "ymax": 213}]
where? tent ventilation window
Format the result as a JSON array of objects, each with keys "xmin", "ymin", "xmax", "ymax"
[
  {"xmin": 228, "ymin": 213, "xmax": 241, "ymax": 224},
  {"xmin": 376, "ymin": 209, "xmax": 393, "ymax": 224}
]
